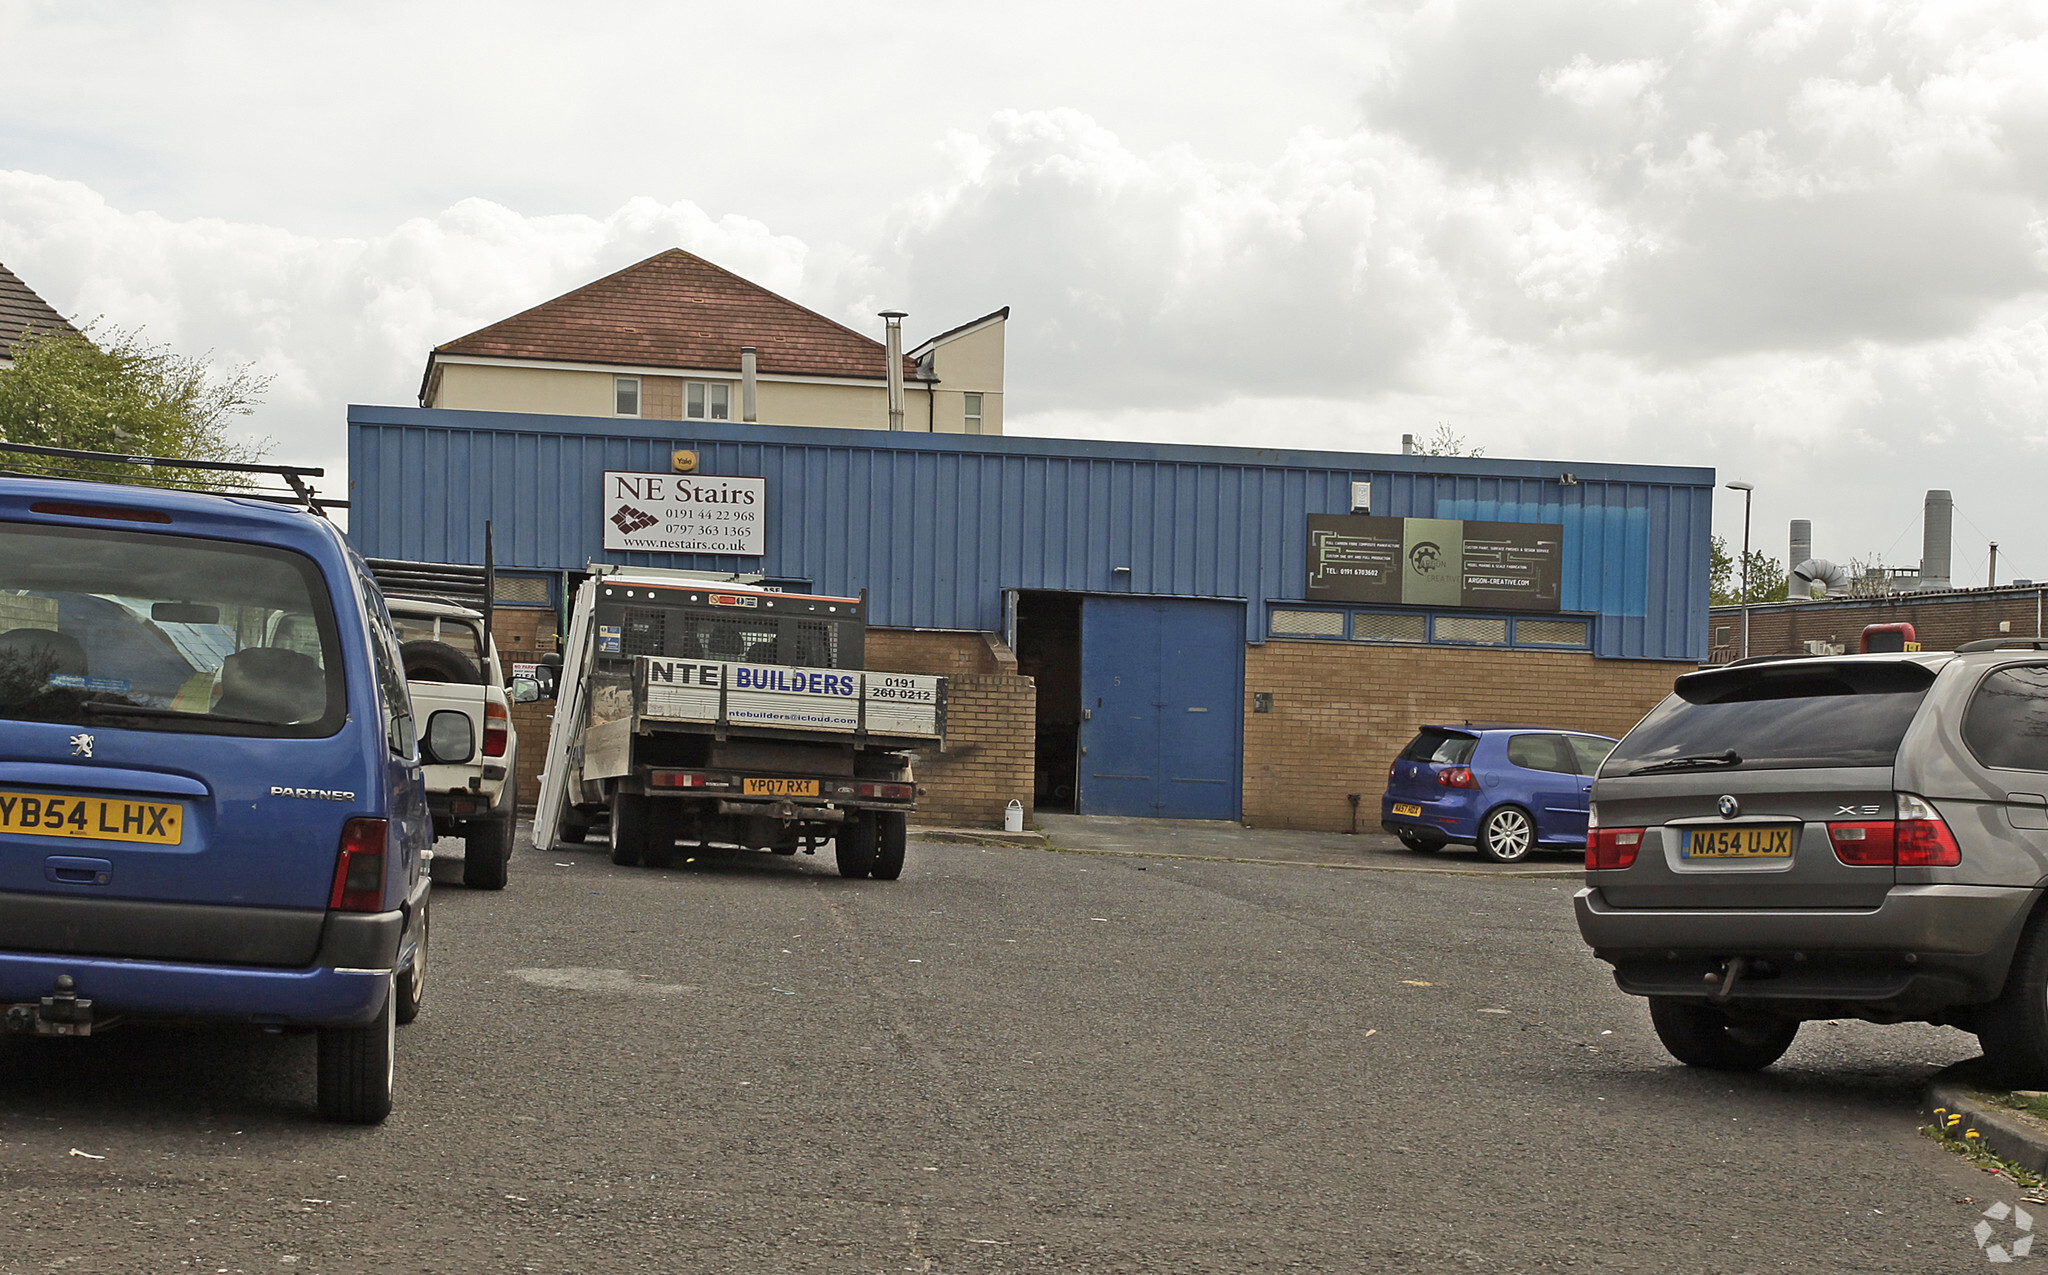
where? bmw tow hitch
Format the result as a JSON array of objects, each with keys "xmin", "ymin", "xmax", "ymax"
[
  {"xmin": 1704, "ymin": 956, "xmax": 1748, "ymax": 1005},
  {"xmin": 4, "ymin": 975, "xmax": 98, "ymax": 1037}
]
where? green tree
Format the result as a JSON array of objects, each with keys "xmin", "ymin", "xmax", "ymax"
[
  {"xmin": 0, "ymin": 323, "xmax": 271, "ymax": 488},
  {"xmin": 1711, "ymin": 535, "xmax": 1790, "ymax": 606}
]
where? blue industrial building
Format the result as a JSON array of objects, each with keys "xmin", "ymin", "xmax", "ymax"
[{"xmin": 347, "ymin": 404, "xmax": 1714, "ymax": 825}]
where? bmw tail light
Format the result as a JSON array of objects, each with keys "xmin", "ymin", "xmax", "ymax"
[
  {"xmin": 1827, "ymin": 796, "xmax": 1961, "ymax": 868},
  {"xmin": 483, "ymin": 701, "xmax": 510, "ymax": 758},
  {"xmin": 1896, "ymin": 794, "xmax": 1962, "ymax": 867},
  {"xmin": 330, "ymin": 818, "xmax": 387, "ymax": 912},
  {"xmin": 1437, "ymin": 767, "xmax": 1479, "ymax": 790},
  {"xmin": 1827, "ymin": 821, "xmax": 1896, "ymax": 866},
  {"xmin": 1586, "ymin": 827, "xmax": 1644, "ymax": 871}
]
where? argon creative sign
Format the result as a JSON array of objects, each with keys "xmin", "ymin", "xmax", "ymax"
[
  {"xmin": 602, "ymin": 471, "xmax": 765, "ymax": 554},
  {"xmin": 1306, "ymin": 514, "xmax": 1563, "ymax": 611}
]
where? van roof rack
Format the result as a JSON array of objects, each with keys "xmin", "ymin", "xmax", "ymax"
[{"xmin": 0, "ymin": 440, "xmax": 345, "ymax": 513}]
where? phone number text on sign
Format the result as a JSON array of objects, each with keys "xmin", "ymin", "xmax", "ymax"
[{"xmin": 603, "ymin": 471, "xmax": 766, "ymax": 554}]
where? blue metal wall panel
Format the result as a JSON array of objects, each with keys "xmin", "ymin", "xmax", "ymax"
[{"xmin": 347, "ymin": 405, "xmax": 1715, "ymax": 661}]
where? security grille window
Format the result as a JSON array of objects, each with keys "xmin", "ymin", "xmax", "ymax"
[
  {"xmin": 1964, "ymin": 665, "xmax": 2048, "ymax": 771},
  {"xmin": 1432, "ymin": 615, "xmax": 1509, "ymax": 646},
  {"xmin": 1513, "ymin": 618, "xmax": 1589, "ymax": 647},
  {"xmin": 1351, "ymin": 613, "xmax": 1427, "ymax": 643},
  {"xmin": 686, "ymin": 382, "xmax": 732, "ymax": 421},
  {"xmin": 663, "ymin": 615, "xmax": 777, "ymax": 662},
  {"xmin": 1269, "ymin": 609, "xmax": 1344, "ymax": 638},
  {"xmin": 964, "ymin": 392, "xmax": 984, "ymax": 434},
  {"xmin": 614, "ymin": 376, "xmax": 641, "ymax": 417},
  {"xmin": 493, "ymin": 575, "xmax": 551, "ymax": 607},
  {"xmin": 789, "ymin": 621, "xmax": 841, "ymax": 668},
  {"xmin": 620, "ymin": 607, "xmax": 668, "ymax": 657}
]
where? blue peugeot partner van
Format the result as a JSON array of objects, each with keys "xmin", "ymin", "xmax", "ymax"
[{"xmin": 0, "ymin": 468, "xmax": 431, "ymax": 1123}]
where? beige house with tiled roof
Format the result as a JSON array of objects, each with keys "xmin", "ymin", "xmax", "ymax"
[
  {"xmin": 420, "ymin": 250, "xmax": 1006, "ymax": 434},
  {"xmin": 0, "ymin": 261, "xmax": 79, "ymax": 371}
]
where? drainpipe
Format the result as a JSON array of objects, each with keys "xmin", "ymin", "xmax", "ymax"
[
  {"xmin": 740, "ymin": 346, "xmax": 758, "ymax": 423},
  {"xmin": 880, "ymin": 311, "xmax": 906, "ymax": 431}
]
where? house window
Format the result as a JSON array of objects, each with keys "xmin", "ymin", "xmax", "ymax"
[
  {"xmin": 964, "ymin": 392, "xmax": 984, "ymax": 434},
  {"xmin": 614, "ymin": 376, "xmax": 641, "ymax": 416},
  {"xmin": 686, "ymin": 382, "xmax": 731, "ymax": 421}
]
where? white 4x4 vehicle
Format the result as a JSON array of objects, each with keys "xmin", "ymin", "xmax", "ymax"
[{"xmin": 387, "ymin": 598, "xmax": 517, "ymax": 889}]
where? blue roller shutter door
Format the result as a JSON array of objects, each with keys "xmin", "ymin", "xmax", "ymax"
[{"xmin": 1078, "ymin": 596, "xmax": 1243, "ymax": 819}]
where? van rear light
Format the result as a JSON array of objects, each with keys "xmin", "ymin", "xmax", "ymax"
[
  {"xmin": 1827, "ymin": 796, "xmax": 1962, "ymax": 867},
  {"xmin": 650, "ymin": 770, "xmax": 708, "ymax": 788},
  {"xmin": 858, "ymin": 782, "xmax": 914, "ymax": 800},
  {"xmin": 482, "ymin": 701, "xmax": 510, "ymax": 758},
  {"xmin": 329, "ymin": 818, "xmax": 387, "ymax": 912},
  {"xmin": 1438, "ymin": 767, "xmax": 1479, "ymax": 789},
  {"xmin": 1586, "ymin": 827, "xmax": 1644, "ymax": 871},
  {"xmin": 30, "ymin": 501, "xmax": 172, "ymax": 523}
]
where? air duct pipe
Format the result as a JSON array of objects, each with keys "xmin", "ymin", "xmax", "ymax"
[
  {"xmin": 1792, "ymin": 558, "xmax": 1853, "ymax": 599},
  {"xmin": 1921, "ymin": 490, "xmax": 1953, "ymax": 592},
  {"xmin": 1789, "ymin": 521, "xmax": 1811, "ymax": 588},
  {"xmin": 880, "ymin": 310, "xmax": 906, "ymax": 431}
]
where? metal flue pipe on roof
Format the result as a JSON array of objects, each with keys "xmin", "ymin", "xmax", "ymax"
[
  {"xmin": 1921, "ymin": 489, "xmax": 1953, "ymax": 591},
  {"xmin": 1791, "ymin": 558, "xmax": 1852, "ymax": 598},
  {"xmin": 880, "ymin": 311, "xmax": 906, "ymax": 431},
  {"xmin": 1789, "ymin": 521, "xmax": 1811, "ymax": 584},
  {"xmin": 740, "ymin": 346, "xmax": 758, "ymax": 423}
]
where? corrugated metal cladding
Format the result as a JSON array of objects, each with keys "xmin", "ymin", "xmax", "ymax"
[{"xmin": 347, "ymin": 405, "xmax": 1715, "ymax": 661}]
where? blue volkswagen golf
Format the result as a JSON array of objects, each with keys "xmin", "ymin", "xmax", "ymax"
[
  {"xmin": 1381, "ymin": 724, "xmax": 1618, "ymax": 863},
  {"xmin": 0, "ymin": 472, "xmax": 431, "ymax": 1122}
]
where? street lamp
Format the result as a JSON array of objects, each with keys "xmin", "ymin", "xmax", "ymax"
[{"xmin": 1726, "ymin": 481, "xmax": 1754, "ymax": 660}]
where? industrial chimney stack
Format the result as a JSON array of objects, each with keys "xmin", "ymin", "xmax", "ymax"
[{"xmin": 1920, "ymin": 490, "xmax": 1953, "ymax": 592}]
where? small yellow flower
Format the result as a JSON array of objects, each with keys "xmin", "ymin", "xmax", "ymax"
[
  {"xmin": 1936, "ymin": 1107, "xmax": 1949, "ymax": 1116},
  {"xmin": 1950, "ymin": 1114, "xmax": 1965, "ymax": 1126},
  {"xmin": 1967, "ymin": 1130, "xmax": 1982, "ymax": 1140}
]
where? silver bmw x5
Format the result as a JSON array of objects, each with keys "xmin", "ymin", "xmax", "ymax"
[{"xmin": 1577, "ymin": 641, "xmax": 2048, "ymax": 1081}]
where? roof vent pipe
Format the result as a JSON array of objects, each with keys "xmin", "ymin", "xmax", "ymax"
[
  {"xmin": 1789, "ymin": 521, "xmax": 1811, "ymax": 588},
  {"xmin": 740, "ymin": 346, "xmax": 758, "ymax": 423},
  {"xmin": 1792, "ymin": 558, "xmax": 1852, "ymax": 599},
  {"xmin": 1401, "ymin": 433, "xmax": 1416, "ymax": 455},
  {"xmin": 1921, "ymin": 489, "xmax": 1953, "ymax": 592},
  {"xmin": 879, "ymin": 311, "xmax": 906, "ymax": 431}
]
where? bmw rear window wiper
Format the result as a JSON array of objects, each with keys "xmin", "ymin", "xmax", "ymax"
[
  {"xmin": 82, "ymin": 701, "xmax": 280, "ymax": 728},
  {"xmin": 1629, "ymin": 749, "xmax": 1742, "ymax": 776}
]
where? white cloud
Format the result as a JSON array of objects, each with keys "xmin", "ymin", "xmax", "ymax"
[{"xmin": 2, "ymin": 0, "xmax": 2047, "ymax": 575}]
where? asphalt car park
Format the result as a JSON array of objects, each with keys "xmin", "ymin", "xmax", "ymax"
[{"xmin": 0, "ymin": 819, "xmax": 2017, "ymax": 1272}]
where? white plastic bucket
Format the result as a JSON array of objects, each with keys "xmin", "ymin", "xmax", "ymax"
[{"xmin": 1004, "ymin": 799, "xmax": 1024, "ymax": 833}]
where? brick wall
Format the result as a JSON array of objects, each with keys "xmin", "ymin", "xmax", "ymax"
[
  {"xmin": 909, "ymin": 672, "xmax": 1037, "ymax": 829},
  {"xmin": 1241, "ymin": 641, "xmax": 1685, "ymax": 833},
  {"xmin": 1716, "ymin": 588, "xmax": 2048, "ymax": 660},
  {"xmin": 865, "ymin": 628, "xmax": 1017, "ymax": 675}
]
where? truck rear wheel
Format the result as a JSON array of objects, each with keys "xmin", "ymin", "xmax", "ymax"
[
  {"xmin": 870, "ymin": 811, "xmax": 908, "ymax": 880},
  {"xmin": 610, "ymin": 796, "xmax": 648, "ymax": 867},
  {"xmin": 837, "ymin": 814, "xmax": 876, "ymax": 878}
]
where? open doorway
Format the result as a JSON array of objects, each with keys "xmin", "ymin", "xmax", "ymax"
[{"xmin": 1014, "ymin": 591, "xmax": 1082, "ymax": 811}]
